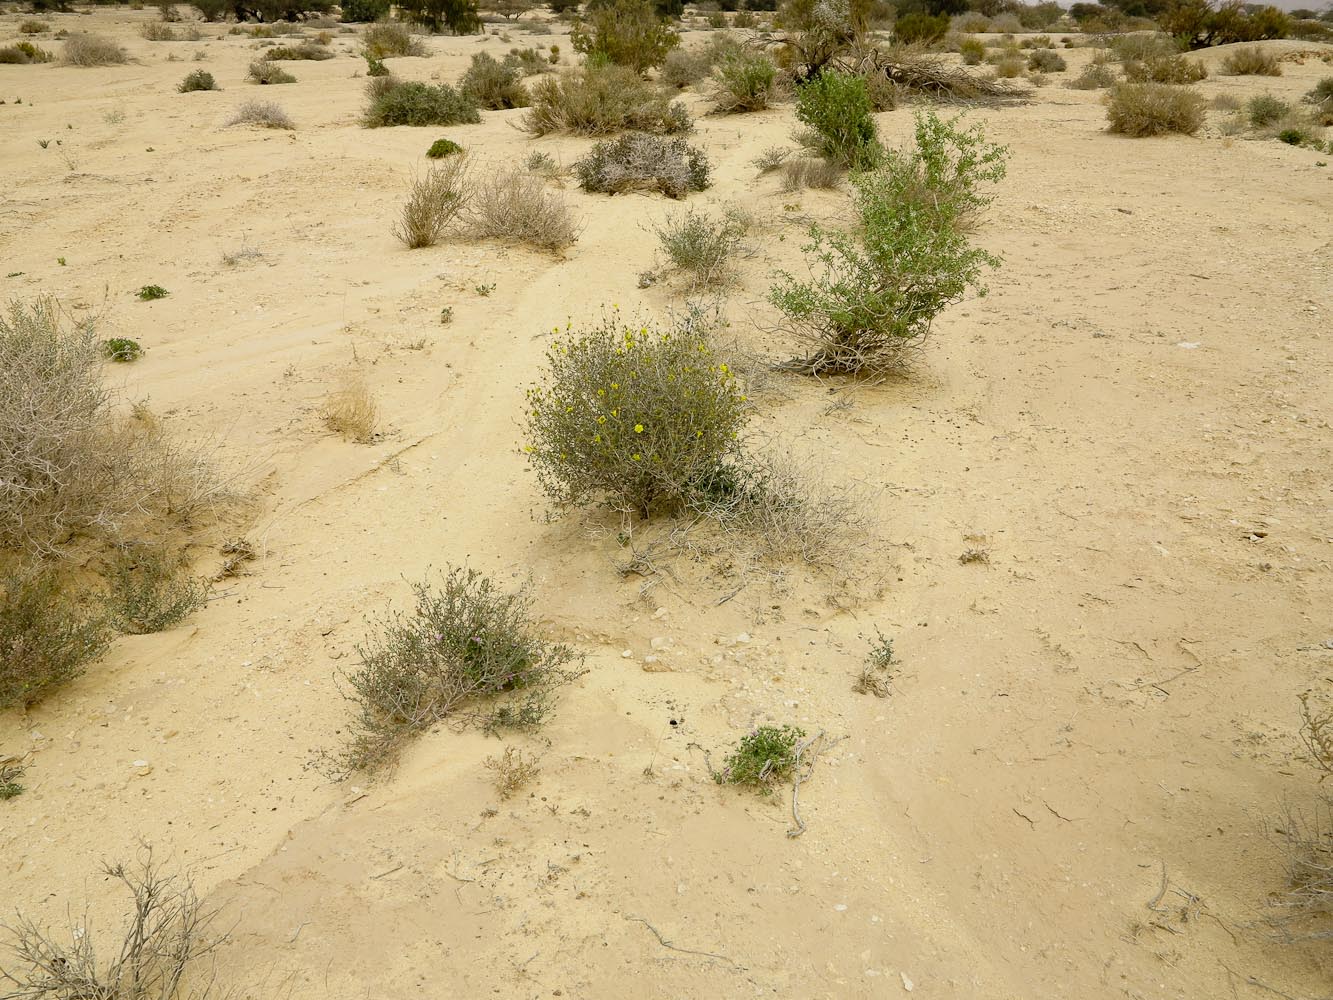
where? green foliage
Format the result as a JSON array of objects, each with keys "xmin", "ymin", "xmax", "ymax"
[
  {"xmin": 3, "ymin": 41, "xmax": 54, "ymax": 63},
  {"xmin": 574, "ymin": 132, "xmax": 710, "ymax": 197},
  {"xmin": 1161, "ymin": 0, "xmax": 1289, "ymax": 49},
  {"xmin": 653, "ymin": 204, "xmax": 750, "ymax": 286},
  {"xmin": 959, "ymin": 36, "xmax": 985, "ymax": 64},
  {"xmin": 571, "ymin": 0, "xmax": 679, "ymax": 72},
  {"xmin": 1068, "ymin": 61, "xmax": 1118, "ymax": 89},
  {"xmin": 397, "ymin": 0, "xmax": 481, "ymax": 33},
  {"xmin": 104, "ymin": 545, "xmax": 210, "ymax": 635},
  {"xmin": 136, "ymin": 285, "xmax": 169, "ymax": 301},
  {"xmin": 0, "ymin": 761, "xmax": 24, "ymax": 801},
  {"xmin": 770, "ymin": 111, "xmax": 1007, "ymax": 377},
  {"xmin": 523, "ymin": 311, "xmax": 747, "ymax": 517},
  {"xmin": 853, "ymin": 626, "xmax": 898, "ymax": 696},
  {"xmin": 177, "ymin": 69, "xmax": 218, "ymax": 92},
  {"xmin": 659, "ymin": 32, "xmax": 742, "ymax": 88},
  {"xmin": 1277, "ymin": 127, "xmax": 1308, "ymax": 145},
  {"xmin": 363, "ymin": 78, "xmax": 480, "ymax": 127},
  {"xmin": 248, "ymin": 60, "xmax": 296, "ymax": 84},
  {"xmin": 524, "ymin": 64, "xmax": 691, "ymax": 135},
  {"xmin": 101, "ymin": 338, "xmax": 142, "ymax": 362},
  {"xmin": 458, "ymin": 51, "xmax": 530, "ymax": 108},
  {"xmin": 336, "ymin": 567, "xmax": 582, "ymax": 773},
  {"xmin": 427, "ymin": 137, "xmax": 463, "ymax": 157},
  {"xmin": 713, "ymin": 724, "xmax": 804, "ymax": 793},
  {"xmin": 363, "ymin": 20, "xmax": 427, "ymax": 58},
  {"xmin": 794, "ymin": 71, "xmax": 879, "ymax": 169},
  {"xmin": 1221, "ymin": 44, "xmax": 1281, "ymax": 76},
  {"xmin": 1246, "ymin": 92, "xmax": 1289, "ymax": 126},
  {"xmin": 893, "ymin": 11, "xmax": 948, "ymax": 43},
  {"xmin": 710, "ymin": 50, "xmax": 779, "ymax": 112},
  {"xmin": 1027, "ymin": 47, "xmax": 1066, "ymax": 72},
  {"xmin": 263, "ymin": 42, "xmax": 335, "ymax": 61},
  {"xmin": 0, "ymin": 567, "xmax": 110, "ymax": 710},
  {"xmin": 1122, "ymin": 51, "xmax": 1206, "ymax": 82},
  {"xmin": 341, "ymin": 0, "xmax": 390, "ymax": 20},
  {"xmin": 1105, "ymin": 82, "xmax": 1205, "ymax": 136}
]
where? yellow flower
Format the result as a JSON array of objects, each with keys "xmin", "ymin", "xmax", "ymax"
[
  {"xmin": 611, "ymin": 409, "xmax": 619, "ymax": 417},
  {"xmin": 631, "ymin": 453, "xmax": 641, "ymax": 461},
  {"xmin": 695, "ymin": 430, "xmax": 702, "ymax": 438},
  {"xmin": 634, "ymin": 424, "xmax": 644, "ymax": 433},
  {"xmin": 611, "ymin": 382, "xmax": 619, "ymax": 390},
  {"xmin": 597, "ymin": 415, "xmax": 607, "ymax": 424},
  {"xmin": 719, "ymin": 364, "xmax": 729, "ymax": 373},
  {"xmin": 597, "ymin": 389, "xmax": 605, "ymax": 397},
  {"xmin": 593, "ymin": 434, "xmax": 601, "ymax": 443}
]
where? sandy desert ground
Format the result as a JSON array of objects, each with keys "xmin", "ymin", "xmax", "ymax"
[{"xmin": 2, "ymin": 8, "xmax": 1332, "ymax": 998}]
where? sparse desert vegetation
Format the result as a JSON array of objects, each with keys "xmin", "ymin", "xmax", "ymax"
[{"xmin": 3, "ymin": 7, "xmax": 1331, "ymax": 998}]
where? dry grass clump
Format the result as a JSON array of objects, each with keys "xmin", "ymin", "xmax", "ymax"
[
  {"xmin": 522, "ymin": 63, "xmax": 691, "ymax": 136},
  {"xmin": 393, "ymin": 157, "xmax": 472, "ymax": 249},
  {"xmin": 1027, "ymin": 48, "xmax": 1066, "ymax": 73},
  {"xmin": 1, "ymin": 565, "xmax": 110, "ymax": 710},
  {"xmin": 484, "ymin": 746, "xmax": 540, "ymax": 798},
  {"xmin": 574, "ymin": 132, "xmax": 711, "ymax": 199},
  {"xmin": 871, "ymin": 43, "xmax": 1029, "ymax": 102},
  {"xmin": 1067, "ymin": 61, "xmax": 1118, "ymax": 89},
  {"xmin": 62, "ymin": 32, "xmax": 128, "ymax": 66},
  {"xmin": 321, "ymin": 372, "xmax": 379, "ymax": 442},
  {"xmin": 19, "ymin": 19, "xmax": 50, "ymax": 33},
  {"xmin": 1106, "ymin": 82, "xmax": 1205, "ymax": 136},
  {"xmin": 652, "ymin": 204, "xmax": 751, "ymax": 286},
  {"xmin": 247, "ymin": 59, "xmax": 296, "ymax": 84},
  {"xmin": 1221, "ymin": 44, "xmax": 1281, "ymax": 76},
  {"xmin": 780, "ymin": 156, "xmax": 843, "ymax": 191},
  {"xmin": 334, "ymin": 567, "xmax": 582, "ymax": 774},
  {"xmin": 1273, "ymin": 800, "xmax": 1333, "ymax": 937},
  {"xmin": 363, "ymin": 20, "xmax": 427, "ymax": 58},
  {"xmin": 467, "ymin": 167, "xmax": 581, "ymax": 253},
  {"xmin": 710, "ymin": 50, "xmax": 781, "ymax": 113},
  {"xmin": 1, "ymin": 850, "xmax": 224, "ymax": 1000},
  {"xmin": 1123, "ymin": 52, "xmax": 1207, "ymax": 83},
  {"xmin": 140, "ymin": 21, "xmax": 178, "ymax": 40},
  {"xmin": 226, "ymin": 99, "xmax": 294, "ymax": 127},
  {"xmin": 0, "ymin": 41, "xmax": 54, "ymax": 64},
  {"xmin": 458, "ymin": 50, "xmax": 530, "ymax": 109},
  {"xmin": 263, "ymin": 41, "xmax": 334, "ymax": 60}
]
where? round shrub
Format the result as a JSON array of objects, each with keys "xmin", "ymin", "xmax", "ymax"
[
  {"xmin": 1106, "ymin": 82, "xmax": 1205, "ymax": 137},
  {"xmin": 177, "ymin": 69, "xmax": 218, "ymax": 92},
  {"xmin": 795, "ymin": 71, "xmax": 879, "ymax": 169},
  {"xmin": 341, "ymin": 0, "xmax": 389, "ymax": 20},
  {"xmin": 524, "ymin": 313, "xmax": 747, "ymax": 518},
  {"xmin": 710, "ymin": 51, "xmax": 778, "ymax": 113},
  {"xmin": 101, "ymin": 338, "xmax": 143, "ymax": 362},
  {"xmin": 573, "ymin": 132, "xmax": 710, "ymax": 198},
  {"xmin": 427, "ymin": 137, "xmax": 463, "ymax": 158},
  {"xmin": 1247, "ymin": 92, "xmax": 1289, "ymax": 127},
  {"xmin": 959, "ymin": 37, "xmax": 985, "ymax": 65},
  {"xmin": 363, "ymin": 78, "xmax": 480, "ymax": 127},
  {"xmin": 1027, "ymin": 48, "xmax": 1066, "ymax": 73}
]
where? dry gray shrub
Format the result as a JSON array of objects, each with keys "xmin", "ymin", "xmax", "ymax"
[
  {"xmin": 780, "ymin": 156, "xmax": 842, "ymax": 192},
  {"xmin": 466, "ymin": 167, "xmax": 581, "ymax": 253},
  {"xmin": 652, "ymin": 204, "xmax": 752, "ymax": 287},
  {"xmin": 62, "ymin": 33, "xmax": 128, "ymax": 66},
  {"xmin": 225, "ymin": 99, "xmax": 294, "ymax": 128},
  {"xmin": 393, "ymin": 158, "xmax": 472, "ymax": 249},
  {"xmin": 321, "ymin": 372, "xmax": 379, "ymax": 442},
  {"xmin": 484, "ymin": 745, "xmax": 540, "ymax": 798},
  {"xmin": 0, "ymin": 849, "xmax": 224, "ymax": 1000}
]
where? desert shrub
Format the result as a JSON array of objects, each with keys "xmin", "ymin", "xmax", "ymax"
[
  {"xmin": 574, "ymin": 131, "xmax": 710, "ymax": 197},
  {"xmin": 322, "ymin": 372, "xmax": 379, "ymax": 441},
  {"xmin": 336, "ymin": 567, "xmax": 581, "ymax": 772},
  {"xmin": 467, "ymin": 166, "xmax": 580, "ymax": 252},
  {"xmin": 1162, "ymin": 2, "xmax": 1289, "ymax": 50},
  {"xmin": 894, "ymin": 11, "xmax": 948, "ymax": 45},
  {"xmin": 523, "ymin": 63, "xmax": 690, "ymax": 135},
  {"xmin": 0, "ymin": 42, "xmax": 54, "ymax": 63},
  {"xmin": 752, "ymin": 145, "xmax": 790, "ymax": 172},
  {"xmin": 264, "ymin": 41, "xmax": 335, "ymax": 60},
  {"xmin": 2, "ymin": 851, "xmax": 223, "ymax": 1000},
  {"xmin": 959, "ymin": 36, "xmax": 984, "ymax": 64},
  {"xmin": 1106, "ymin": 82, "xmax": 1205, "ymax": 136},
  {"xmin": 770, "ymin": 111, "xmax": 1007, "ymax": 377},
  {"xmin": 341, "ymin": 0, "xmax": 389, "ymax": 19},
  {"xmin": 1067, "ymin": 61, "xmax": 1117, "ymax": 88},
  {"xmin": 991, "ymin": 54, "xmax": 1024, "ymax": 77},
  {"xmin": 104, "ymin": 544, "xmax": 209, "ymax": 635},
  {"xmin": 227, "ymin": 99, "xmax": 295, "ymax": 127},
  {"xmin": 398, "ymin": 0, "xmax": 481, "ymax": 33},
  {"xmin": 19, "ymin": 19, "xmax": 50, "ymax": 33},
  {"xmin": 653, "ymin": 204, "xmax": 750, "ymax": 285},
  {"xmin": 1109, "ymin": 32, "xmax": 1176, "ymax": 62},
  {"xmin": 0, "ymin": 761, "xmax": 23, "ymax": 800},
  {"xmin": 459, "ymin": 51, "xmax": 530, "ymax": 108},
  {"xmin": 710, "ymin": 50, "xmax": 779, "ymax": 112},
  {"xmin": 394, "ymin": 157, "xmax": 472, "ymax": 248},
  {"xmin": 177, "ymin": 68, "xmax": 218, "ymax": 91},
  {"xmin": 1123, "ymin": 52, "xmax": 1207, "ymax": 83},
  {"xmin": 484, "ymin": 746, "xmax": 540, "ymax": 797},
  {"xmin": 794, "ymin": 70, "xmax": 879, "ymax": 169},
  {"xmin": 1307, "ymin": 78, "xmax": 1333, "ymax": 104},
  {"xmin": 571, "ymin": 0, "xmax": 678, "ymax": 73},
  {"xmin": 140, "ymin": 21, "xmax": 177, "ymax": 40},
  {"xmin": 1276, "ymin": 127, "xmax": 1310, "ymax": 145},
  {"xmin": 1222, "ymin": 44, "xmax": 1280, "ymax": 76},
  {"xmin": 0, "ymin": 566, "xmax": 110, "ymax": 710},
  {"xmin": 1246, "ymin": 92, "xmax": 1289, "ymax": 126},
  {"xmin": 61, "ymin": 33, "xmax": 127, "ymax": 66},
  {"xmin": 427, "ymin": 136, "xmax": 463, "ymax": 157},
  {"xmin": 853, "ymin": 627, "xmax": 897, "ymax": 696},
  {"xmin": 524, "ymin": 312, "xmax": 746, "ymax": 517},
  {"xmin": 363, "ymin": 19, "xmax": 427, "ymax": 57},
  {"xmin": 248, "ymin": 59, "xmax": 296, "ymax": 84},
  {"xmin": 363, "ymin": 77, "xmax": 480, "ymax": 126},
  {"xmin": 659, "ymin": 31, "xmax": 742, "ymax": 88},
  {"xmin": 1027, "ymin": 48, "xmax": 1065, "ymax": 72},
  {"xmin": 137, "ymin": 284, "xmax": 169, "ymax": 301},
  {"xmin": 712, "ymin": 724, "xmax": 803, "ymax": 793},
  {"xmin": 102, "ymin": 337, "xmax": 143, "ymax": 361},
  {"xmin": 780, "ymin": 155, "xmax": 842, "ymax": 190}
]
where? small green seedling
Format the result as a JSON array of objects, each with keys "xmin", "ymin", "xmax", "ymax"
[
  {"xmin": 427, "ymin": 137, "xmax": 462, "ymax": 159},
  {"xmin": 137, "ymin": 285, "xmax": 169, "ymax": 301},
  {"xmin": 712, "ymin": 724, "xmax": 804, "ymax": 795},
  {"xmin": 475, "ymin": 283, "xmax": 495, "ymax": 297},
  {"xmin": 102, "ymin": 338, "xmax": 143, "ymax": 362}
]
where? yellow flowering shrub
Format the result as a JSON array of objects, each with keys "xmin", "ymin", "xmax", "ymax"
[{"xmin": 524, "ymin": 312, "xmax": 747, "ymax": 518}]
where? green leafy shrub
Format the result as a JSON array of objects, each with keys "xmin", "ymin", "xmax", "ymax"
[
  {"xmin": 264, "ymin": 42, "xmax": 335, "ymax": 60},
  {"xmin": 137, "ymin": 284, "xmax": 169, "ymax": 301},
  {"xmin": 363, "ymin": 20, "xmax": 427, "ymax": 58},
  {"xmin": 0, "ymin": 41, "xmax": 54, "ymax": 64},
  {"xmin": 397, "ymin": 0, "xmax": 481, "ymax": 34},
  {"xmin": 427, "ymin": 137, "xmax": 463, "ymax": 157},
  {"xmin": 523, "ymin": 63, "xmax": 690, "ymax": 135},
  {"xmin": 363, "ymin": 77, "xmax": 480, "ymax": 126},
  {"xmin": 104, "ymin": 544, "xmax": 210, "ymax": 635},
  {"xmin": 712, "ymin": 724, "xmax": 803, "ymax": 793},
  {"xmin": 61, "ymin": 33, "xmax": 127, "ymax": 66},
  {"xmin": 1123, "ymin": 52, "xmax": 1206, "ymax": 83},
  {"xmin": 574, "ymin": 132, "xmax": 710, "ymax": 197},
  {"xmin": 959, "ymin": 36, "xmax": 985, "ymax": 65},
  {"xmin": 770, "ymin": 111, "xmax": 1007, "ymax": 377},
  {"xmin": 853, "ymin": 627, "xmax": 897, "ymax": 696},
  {"xmin": 1305, "ymin": 77, "xmax": 1333, "ymax": 124},
  {"xmin": 1246, "ymin": 92, "xmax": 1289, "ymax": 126},
  {"xmin": 248, "ymin": 59, "xmax": 296, "ymax": 84},
  {"xmin": 524, "ymin": 311, "xmax": 746, "ymax": 517},
  {"xmin": 102, "ymin": 338, "xmax": 142, "ymax": 362},
  {"xmin": 1105, "ymin": 82, "xmax": 1205, "ymax": 136},
  {"xmin": 1067, "ymin": 62, "xmax": 1117, "ymax": 89},
  {"xmin": 458, "ymin": 51, "xmax": 530, "ymax": 109},
  {"xmin": 1277, "ymin": 127, "xmax": 1308, "ymax": 145},
  {"xmin": 1, "ymin": 567, "xmax": 110, "ymax": 710},
  {"xmin": 571, "ymin": 0, "xmax": 678, "ymax": 73},
  {"xmin": 794, "ymin": 70, "xmax": 879, "ymax": 169},
  {"xmin": 653, "ymin": 204, "xmax": 750, "ymax": 286},
  {"xmin": 1027, "ymin": 48, "xmax": 1066, "ymax": 72},
  {"xmin": 893, "ymin": 11, "xmax": 948, "ymax": 44},
  {"xmin": 336, "ymin": 567, "xmax": 582, "ymax": 772},
  {"xmin": 991, "ymin": 54, "xmax": 1025, "ymax": 77},
  {"xmin": 0, "ymin": 761, "xmax": 23, "ymax": 800},
  {"xmin": 710, "ymin": 50, "xmax": 779, "ymax": 112},
  {"xmin": 1222, "ymin": 44, "xmax": 1281, "ymax": 75},
  {"xmin": 341, "ymin": 0, "xmax": 389, "ymax": 20},
  {"xmin": 177, "ymin": 69, "xmax": 218, "ymax": 92}
]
